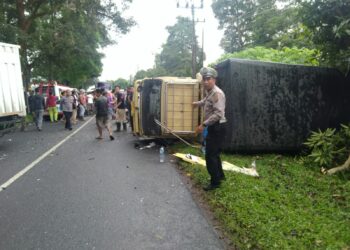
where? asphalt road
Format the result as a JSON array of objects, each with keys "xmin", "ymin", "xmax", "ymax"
[{"xmin": 0, "ymin": 117, "xmax": 224, "ymax": 250}]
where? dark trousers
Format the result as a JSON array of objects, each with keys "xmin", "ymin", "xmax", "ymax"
[
  {"xmin": 130, "ymin": 115, "xmax": 134, "ymax": 132},
  {"xmin": 205, "ymin": 122, "xmax": 226, "ymax": 185},
  {"xmin": 63, "ymin": 111, "xmax": 72, "ymax": 129}
]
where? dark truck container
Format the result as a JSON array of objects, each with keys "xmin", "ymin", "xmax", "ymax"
[{"xmin": 216, "ymin": 59, "xmax": 350, "ymax": 152}]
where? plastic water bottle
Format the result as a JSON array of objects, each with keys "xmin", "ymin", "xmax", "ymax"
[{"xmin": 159, "ymin": 146, "xmax": 165, "ymax": 163}]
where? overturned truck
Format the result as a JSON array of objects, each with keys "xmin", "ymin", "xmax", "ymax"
[
  {"xmin": 216, "ymin": 59, "xmax": 350, "ymax": 152},
  {"xmin": 133, "ymin": 60, "xmax": 350, "ymax": 152}
]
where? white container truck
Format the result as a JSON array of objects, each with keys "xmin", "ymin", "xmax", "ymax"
[{"xmin": 0, "ymin": 42, "xmax": 27, "ymax": 136}]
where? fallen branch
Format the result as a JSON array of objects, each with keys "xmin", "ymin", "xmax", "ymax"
[{"xmin": 323, "ymin": 153, "xmax": 350, "ymax": 175}]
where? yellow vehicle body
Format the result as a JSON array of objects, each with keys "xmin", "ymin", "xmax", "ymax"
[
  {"xmin": 132, "ymin": 79, "xmax": 142, "ymax": 135},
  {"xmin": 132, "ymin": 77, "xmax": 202, "ymax": 138}
]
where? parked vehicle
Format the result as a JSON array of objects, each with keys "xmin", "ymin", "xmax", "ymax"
[
  {"xmin": 0, "ymin": 42, "xmax": 26, "ymax": 136},
  {"xmin": 132, "ymin": 77, "xmax": 201, "ymax": 138},
  {"xmin": 34, "ymin": 82, "xmax": 73, "ymax": 118}
]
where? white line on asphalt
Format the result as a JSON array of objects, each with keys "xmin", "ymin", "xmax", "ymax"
[{"xmin": 0, "ymin": 116, "xmax": 94, "ymax": 192}]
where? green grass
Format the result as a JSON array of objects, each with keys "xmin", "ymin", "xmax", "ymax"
[
  {"xmin": 170, "ymin": 144, "xmax": 350, "ymax": 249},
  {"xmin": 25, "ymin": 114, "xmax": 34, "ymax": 123}
]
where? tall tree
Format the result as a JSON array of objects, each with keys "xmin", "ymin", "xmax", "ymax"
[
  {"xmin": 299, "ymin": 0, "xmax": 350, "ymax": 73},
  {"xmin": 0, "ymin": 0, "xmax": 135, "ymax": 88},
  {"xmin": 251, "ymin": 0, "xmax": 302, "ymax": 48},
  {"xmin": 212, "ymin": 0, "xmax": 256, "ymax": 52},
  {"xmin": 212, "ymin": 0, "xmax": 304, "ymax": 52},
  {"xmin": 156, "ymin": 16, "xmax": 204, "ymax": 77}
]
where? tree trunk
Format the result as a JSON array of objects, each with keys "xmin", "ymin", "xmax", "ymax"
[{"xmin": 325, "ymin": 154, "xmax": 350, "ymax": 175}]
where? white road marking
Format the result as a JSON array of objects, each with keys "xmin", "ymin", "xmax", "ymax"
[{"xmin": 0, "ymin": 116, "xmax": 94, "ymax": 192}]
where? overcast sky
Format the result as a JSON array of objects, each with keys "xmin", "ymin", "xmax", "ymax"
[{"xmin": 99, "ymin": 0, "xmax": 224, "ymax": 81}]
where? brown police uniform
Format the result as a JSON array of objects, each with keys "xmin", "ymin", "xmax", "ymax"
[{"xmin": 194, "ymin": 84, "xmax": 227, "ymax": 186}]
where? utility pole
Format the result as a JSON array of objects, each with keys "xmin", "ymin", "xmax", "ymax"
[
  {"xmin": 201, "ymin": 27, "xmax": 204, "ymax": 68},
  {"xmin": 177, "ymin": 0, "xmax": 204, "ymax": 79}
]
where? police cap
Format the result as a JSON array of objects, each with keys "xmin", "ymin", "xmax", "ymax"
[{"xmin": 199, "ymin": 67, "xmax": 218, "ymax": 78}]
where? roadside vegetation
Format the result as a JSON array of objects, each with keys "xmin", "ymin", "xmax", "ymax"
[
  {"xmin": 213, "ymin": 46, "xmax": 320, "ymax": 67},
  {"xmin": 170, "ymin": 142, "xmax": 350, "ymax": 249}
]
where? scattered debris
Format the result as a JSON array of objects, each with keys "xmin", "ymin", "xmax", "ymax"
[
  {"xmin": 139, "ymin": 142, "xmax": 156, "ymax": 150},
  {"xmin": 0, "ymin": 153, "xmax": 8, "ymax": 161},
  {"xmin": 173, "ymin": 153, "xmax": 259, "ymax": 177}
]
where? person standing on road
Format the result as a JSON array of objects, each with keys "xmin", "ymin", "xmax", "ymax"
[
  {"xmin": 95, "ymin": 89, "xmax": 114, "ymax": 140},
  {"xmin": 114, "ymin": 86, "xmax": 127, "ymax": 132},
  {"xmin": 71, "ymin": 89, "xmax": 78, "ymax": 125},
  {"xmin": 78, "ymin": 89, "xmax": 87, "ymax": 121},
  {"xmin": 126, "ymin": 86, "xmax": 134, "ymax": 132},
  {"xmin": 46, "ymin": 90, "xmax": 58, "ymax": 122},
  {"xmin": 61, "ymin": 90, "xmax": 74, "ymax": 130},
  {"xmin": 32, "ymin": 88, "xmax": 45, "ymax": 131},
  {"xmin": 192, "ymin": 67, "xmax": 227, "ymax": 191},
  {"xmin": 106, "ymin": 90, "xmax": 116, "ymax": 120}
]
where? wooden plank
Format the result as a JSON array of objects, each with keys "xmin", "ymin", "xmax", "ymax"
[
  {"xmin": 167, "ymin": 103, "xmax": 194, "ymax": 112},
  {"xmin": 167, "ymin": 111, "xmax": 196, "ymax": 120},
  {"xmin": 167, "ymin": 118, "xmax": 197, "ymax": 126},
  {"xmin": 167, "ymin": 96, "xmax": 196, "ymax": 104},
  {"xmin": 169, "ymin": 126, "xmax": 195, "ymax": 131},
  {"xmin": 167, "ymin": 86, "xmax": 199, "ymax": 97}
]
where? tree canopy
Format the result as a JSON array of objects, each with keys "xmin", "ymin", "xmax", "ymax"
[
  {"xmin": 134, "ymin": 16, "xmax": 204, "ymax": 80},
  {"xmin": 299, "ymin": 0, "xmax": 350, "ymax": 72},
  {"xmin": 211, "ymin": 0, "xmax": 350, "ymax": 73},
  {"xmin": 0, "ymin": 0, "xmax": 135, "ymax": 88}
]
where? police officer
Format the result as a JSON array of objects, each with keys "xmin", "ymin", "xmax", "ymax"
[{"xmin": 193, "ymin": 67, "xmax": 227, "ymax": 191}]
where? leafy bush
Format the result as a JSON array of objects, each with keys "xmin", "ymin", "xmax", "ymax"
[
  {"xmin": 213, "ymin": 46, "xmax": 320, "ymax": 66},
  {"xmin": 303, "ymin": 124, "xmax": 350, "ymax": 168}
]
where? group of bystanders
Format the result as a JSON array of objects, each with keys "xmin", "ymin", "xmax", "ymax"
[
  {"xmin": 28, "ymin": 88, "xmax": 89, "ymax": 131},
  {"xmin": 93, "ymin": 85, "xmax": 134, "ymax": 140}
]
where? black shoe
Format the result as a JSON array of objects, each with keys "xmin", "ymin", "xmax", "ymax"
[
  {"xmin": 203, "ymin": 184, "xmax": 220, "ymax": 191},
  {"xmin": 116, "ymin": 123, "xmax": 121, "ymax": 132},
  {"xmin": 69, "ymin": 128, "xmax": 72, "ymax": 131},
  {"xmin": 109, "ymin": 135, "xmax": 115, "ymax": 140}
]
